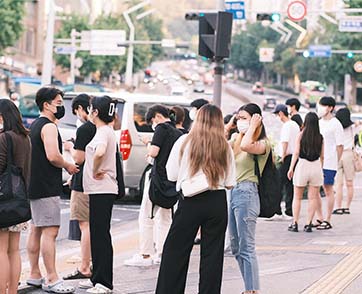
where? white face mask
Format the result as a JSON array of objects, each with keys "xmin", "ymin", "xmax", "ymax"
[
  {"xmin": 287, "ymin": 106, "xmax": 292, "ymax": 115},
  {"xmin": 0, "ymin": 123, "xmax": 3, "ymax": 130},
  {"xmin": 317, "ymin": 105, "xmax": 328, "ymax": 118},
  {"xmin": 189, "ymin": 108, "xmax": 197, "ymax": 121},
  {"xmin": 237, "ymin": 120, "xmax": 250, "ymax": 134},
  {"xmin": 152, "ymin": 122, "xmax": 157, "ymax": 131}
]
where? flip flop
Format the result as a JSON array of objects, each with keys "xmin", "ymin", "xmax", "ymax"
[
  {"xmin": 26, "ymin": 277, "xmax": 44, "ymax": 288},
  {"xmin": 63, "ymin": 269, "xmax": 91, "ymax": 280},
  {"xmin": 311, "ymin": 219, "xmax": 323, "ymax": 228},
  {"xmin": 343, "ymin": 208, "xmax": 351, "ymax": 214},
  {"xmin": 332, "ymin": 208, "xmax": 344, "ymax": 215},
  {"xmin": 42, "ymin": 280, "xmax": 75, "ymax": 293},
  {"xmin": 316, "ymin": 221, "xmax": 333, "ymax": 230}
]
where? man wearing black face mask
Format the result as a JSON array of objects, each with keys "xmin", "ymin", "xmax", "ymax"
[{"xmin": 26, "ymin": 87, "xmax": 79, "ymax": 293}]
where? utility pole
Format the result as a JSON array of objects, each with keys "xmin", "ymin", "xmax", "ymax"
[
  {"xmin": 69, "ymin": 29, "xmax": 77, "ymax": 84},
  {"xmin": 41, "ymin": 0, "xmax": 55, "ymax": 86}
]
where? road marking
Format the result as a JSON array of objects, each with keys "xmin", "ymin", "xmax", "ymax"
[{"xmin": 301, "ymin": 247, "xmax": 362, "ymax": 294}]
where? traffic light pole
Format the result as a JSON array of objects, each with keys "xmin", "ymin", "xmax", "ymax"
[{"xmin": 213, "ymin": 59, "xmax": 223, "ymax": 107}]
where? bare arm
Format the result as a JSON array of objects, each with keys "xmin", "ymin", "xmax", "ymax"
[
  {"xmin": 288, "ymin": 133, "xmax": 301, "ymax": 173},
  {"xmin": 148, "ymin": 145, "xmax": 160, "ymax": 158},
  {"xmin": 240, "ymin": 114, "xmax": 266, "ymax": 155},
  {"xmin": 320, "ymin": 141, "xmax": 324, "ymax": 167},
  {"xmin": 337, "ymin": 145, "xmax": 343, "ymax": 162},
  {"xmin": 281, "ymin": 142, "xmax": 288, "ymax": 162}
]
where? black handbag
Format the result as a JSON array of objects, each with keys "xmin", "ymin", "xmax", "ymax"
[
  {"xmin": 0, "ymin": 133, "xmax": 31, "ymax": 228},
  {"xmin": 116, "ymin": 146, "xmax": 125, "ymax": 199}
]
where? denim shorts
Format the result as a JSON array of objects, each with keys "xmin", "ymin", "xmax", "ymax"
[{"xmin": 323, "ymin": 169, "xmax": 337, "ymax": 186}]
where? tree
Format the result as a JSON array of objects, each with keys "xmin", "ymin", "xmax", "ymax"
[
  {"xmin": 0, "ymin": 0, "xmax": 25, "ymax": 54},
  {"xmin": 139, "ymin": 16, "xmax": 164, "ymax": 61}
]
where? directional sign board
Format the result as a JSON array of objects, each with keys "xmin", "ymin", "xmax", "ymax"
[
  {"xmin": 90, "ymin": 30, "xmax": 126, "ymax": 56},
  {"xmin": 339, "ymin": 17, "xmax": 362, "ymax": 32},
  {"xmin": 54, "ymin": 46, "xmax": 77, "ymax": 55},
  {"xmin": 259, "ymin": 48, "xmax": 274, "ymax": 62},
  {"xmin": 225, "ymin": 1, "xmax": 245, "ymax": 20},
  {"xmin": 308, "ymin": 45, "xmax": 332, "ymax": 58}
]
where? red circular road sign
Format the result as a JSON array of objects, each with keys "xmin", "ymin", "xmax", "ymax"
[
  {"xmin": 354, "ymin": 61, "xmax": 362, "ymax": 73},
  {"xmin": 287, "ymin": 0, "xmax": 307, "ymax": 22}
]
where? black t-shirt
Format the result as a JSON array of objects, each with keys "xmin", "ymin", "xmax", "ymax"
[
  {"xmin": 291, "ymin": 114, "xmax": 303, "ymax": 129},
  {"xmin": 29, "ymin": 117, "xmax": 63, "ymax": 199},
  {"xmin": 151, "ymin": 122, "xmax": 183, "ymax": 180},
  {"xmin": 70, "ymin": 121, "xmax": 97, "ymax": 192}
]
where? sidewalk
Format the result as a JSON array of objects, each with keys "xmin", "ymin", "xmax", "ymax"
[{"xmin": 21, "ymin": 186, "xmax": 362, "ymax": 294}]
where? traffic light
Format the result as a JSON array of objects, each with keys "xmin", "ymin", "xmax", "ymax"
[
  {"xmin": 256, "ymin": 13, "xmax": 281, "ymax": 22},
  {"xmin": 198, "ymin": 11, "xmax": 233, "ymax": 59},
  {"xmin": 347, "ymin": 51, "xmax": 354, "ymax": 58},
  {"xmin": 185, "ymin": 12, "xmax": 200, "ymax": 21}
]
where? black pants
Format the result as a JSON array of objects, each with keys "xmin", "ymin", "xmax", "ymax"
[
  {"xmin": 156, "ymin": 190, "xmax": 228, "ymax": 294},
  {"xmin": 279, "ymin": 155, "xmax": 293, "ymax": 216},
  {"xmin": 89, "ymin": 194, "xmax": 116, "ymax": 290}
]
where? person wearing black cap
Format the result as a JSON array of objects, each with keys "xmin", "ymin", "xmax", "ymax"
[
  {"xmin": 334, "ymin": 108, "xmax": 359, "ymax": 215},
  {"xmin": 272, "ymin": 104, "xmax": 300, "ymax": 219},
  {"xmin": 286, "ymin": 98, "xmax": 303, "ymax": 129},
  {"xmin": 314, "ymin": 97, "xmax": 344, "ymax": 230}
]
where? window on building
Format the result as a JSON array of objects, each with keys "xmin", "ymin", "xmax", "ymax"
[{"xmin": 25, "ymin": 30, "xmax": 35, "ymax": 55}]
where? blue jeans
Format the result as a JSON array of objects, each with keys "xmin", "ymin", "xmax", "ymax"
[{"xmin": 229, "ymin": 181, "xmax": 260, "ymax": 291}]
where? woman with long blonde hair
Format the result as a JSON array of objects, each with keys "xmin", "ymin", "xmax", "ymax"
[
  {"xmin": 230, "ymin": 103, "xmax": 270, "ymax": 294},
  {"xmin": 156, "ymin": 104, "xmax": 236, "ymax": 294}
]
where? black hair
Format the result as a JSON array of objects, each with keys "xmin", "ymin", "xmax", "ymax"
[
  {"xmin": 190, "ymin": 98, "xmax": 209, "ymax": 110},
  {"xmin": 145, "ymin": 104, "xmax": 170, "ymax": 124},
  {"xmin": 238, "ymin": 103, "xmax": 266, "ymax": 140},
  {"xmin": 182, "ymin": 108, "xmax": 192, "ymax": 131},
  {"xmin": 36, "ymin": 87, "xmax": 64, "ymax": 111},
  {"xmin": 319, "ymin": 96, "xmax": 336, "ymax": 109},
  {"xmin": 336, "ymin": 107, "xmax": 353, "ymax": 129},
  {"xmin": 224, "ymin": 114, "xmax": 233, "ymax": 124},
  {"xmin": 90, "ymin": 96, "xmax": 116, "ymax": 123},
  {"xmin": 285, "ymin": 98, "xmax": 301, "ymax": 111},
  {"xmin": 170, "ymin": 106, "xmax": 185, "ymax": 125},
  {"xmin": 0, "ymin": 99, "xmax": 29, "ymax": 136},
  {"xmin": 300, "ymin": 112, "xmax": 323, "ymax": 158},
  {"xmin": 72, "ymin": 93, "xmax": 91, "ymax": 115}
]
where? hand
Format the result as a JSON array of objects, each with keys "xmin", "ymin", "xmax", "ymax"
[
  {"xmin": 93, "ymin": 169, "xmax": 106, "ymax": 180},
  {"xmin": 141, "ymin": 136, "xmax": 150, "ymax": 145},
  {"xmin": 249, "ymin": 114, "xmax": 262, "ymax": 130},
  {"xmin": 65, "ymin": 162, "xmax": 79, "ymax": 175},
  {"xmin": 63, "ymin": 141, "xmax": 74, "ymax": 152},
  {"xmin": 287, "ymin": 169, "xmax": 294, "ymax": 181},
  {"xmin": 225, "ymin": 114, "xmax": 237, "ymax": 132}
]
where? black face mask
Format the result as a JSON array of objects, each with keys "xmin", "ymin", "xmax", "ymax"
[{"xmin": 54, "ymin": 105, "xmax": 65, "ymax": 120}]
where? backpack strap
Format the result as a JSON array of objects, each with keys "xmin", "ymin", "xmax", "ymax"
[{"xmin": 4, "ymin": 133, "xmax": 14, "ymax": 167}]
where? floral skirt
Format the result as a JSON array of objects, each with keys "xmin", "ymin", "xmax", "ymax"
[{"xmin": 0, "ymin": 222, "xmax": 28, "ymax": 233}]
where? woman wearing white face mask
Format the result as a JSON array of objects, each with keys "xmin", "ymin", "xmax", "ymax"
[{"xmin": 229, "ymin": 103, "xmax": 271, "ymax": 294}]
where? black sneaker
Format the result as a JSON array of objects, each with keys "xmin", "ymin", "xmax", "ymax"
[
  {"xmin": 304, "ymin": 224, "xmax": 313, "ymax": 233},
  {"xmin": 288, "ymin": 222, "xmax": 298, "ymax": 232}
]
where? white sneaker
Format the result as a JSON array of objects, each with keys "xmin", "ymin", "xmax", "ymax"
[
  {"xmin": 282, "ymin": 213, "xmax": 293, "ymax": 221},
  {"xmin": 79, "ymin": 280, "xmax": 94, "ymax": 289},
  {"xmin": 86, "ymin": 283, "xmax": 112, "ymax": 294},
  {"xmin": 265, "ymin": 214, "xmax": 284, "ymax": 221},
  {"xmin": 123, "ymin": 254, "xmax": 153, "ymax": 267}
]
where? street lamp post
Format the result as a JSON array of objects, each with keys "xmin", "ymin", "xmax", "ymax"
[{"xmin": 41, "ymin": 0, "xmax": 55, "ymax": 86}]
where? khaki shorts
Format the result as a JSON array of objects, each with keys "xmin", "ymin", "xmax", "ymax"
[
  {"xmin": 293, "ymin": 158, "xmax": 323, "ymax": 187},
  {"xmin": 336, "ymin": 149, "xmax": 355, "ymax": 184},
  {"xmin": 70, "ymin": 191, "xmax": 89, "ymax": 222}
]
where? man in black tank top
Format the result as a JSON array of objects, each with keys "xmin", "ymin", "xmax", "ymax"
[{"xmin": 26, "ymin": 87, "xmax": 79, "ymax": 293}]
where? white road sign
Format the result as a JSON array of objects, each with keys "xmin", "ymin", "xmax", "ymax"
[
  {"xmin": 90, "ymin": 30, "xmax": 126, "ymax": 56},
  {"xmin": 287, "ymin": 0, "xmax": 307, "ymax": 22},
  {"xmin": 259, "ymin": 47, "xmax": 275, "ymax": 62}
]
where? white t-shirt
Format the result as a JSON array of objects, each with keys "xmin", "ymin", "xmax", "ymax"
[
  {"xmin": 166, "ymin": 135, "xmax": 236, "ymax": 194},
  {"xmin": 342, "ymin": 125, "xmax": 356, "ymax": 150},
  {"xmin": 83, "ymin": 125, "xmax": 117, "ymax": 195},
  {"xmin": 279, "ymin": 120, "xmax": 300, "ymax": 157},
  {"xmin": 319, "ymin": 117, "xmax": 344, "ymax": 171}
]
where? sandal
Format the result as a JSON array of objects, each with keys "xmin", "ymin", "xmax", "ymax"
[
  {"xmin": 42, "ymin": 280, "xmax": 75, "ymax": 293},
  {"xmin": 316, "ymin": 221, "xmax": 332, "ymax": 230},
  {"xmin": 26, "ymin": 277, "xmax": 44, "ymax": 288},
  {"xmin": 311, "ymin": 219, "xmax": 323, "ymax": 228},
  {"xmin": 343, "ymin": 208, "xmax": 350, "ymax": 214},
  {"xmin": 332, "ymin": 208, "xmax": 344, "ymax": 215},
  {"xmin": 86, "ymin": 283, "xmax": 112, "ymax": 294},
  {"xmin": 63, "ymin": 269, "xmax": 91, "ymax": 280}
]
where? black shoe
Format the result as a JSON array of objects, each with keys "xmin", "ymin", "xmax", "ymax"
[
  {"xmin": 304, "ymin": 223, "xmax": 313, "ymax": 233},
  {"xmin": 194, "ymin": 237, "xmax": 201, "ymax": 245},
  {"xmin": 288, "ymin": 222, "xmax": 298, "ymax": 232}
]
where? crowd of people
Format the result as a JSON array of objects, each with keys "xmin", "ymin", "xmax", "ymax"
[{"xmin": 0, "ymin": 87, "xmax": 360, "ymax": 294}]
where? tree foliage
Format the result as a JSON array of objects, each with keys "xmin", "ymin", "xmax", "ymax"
[{"xmin": 0, "ymin": 0, "xmax": 25, "ymax": 54}]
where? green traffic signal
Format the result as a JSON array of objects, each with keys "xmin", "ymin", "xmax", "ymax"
[
  {"xmin": 271, "ymin": 13, "xmax": 281, "ymax": 22},
  {"xmin": 347, "ymin": 52, "xmax": 354, "ymax": 58}
]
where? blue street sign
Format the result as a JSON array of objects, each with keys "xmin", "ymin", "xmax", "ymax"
[
  {"xmin": 225, "ymin": 1, "xmax": 245, "ymax": 20},
  {"xmin": 308, "ymin": 45, "xmax": 332, "ymax": 58},
  {"xmin": 339, "ymin": 18, "xmax": 362, "ymax": 32},
  {"xmin": 54, "ymin": 46, "xmax": 77, "ymax": 55}
]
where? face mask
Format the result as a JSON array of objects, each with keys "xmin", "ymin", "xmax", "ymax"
[
  {"xmin": 76, "ymin": 119, "xmax": 83, "ymax": 128},
  {"xmin": 237, "ymin": 120, "xmax": 250, "ymax": 134},
  {"xmin": 317, "ymin": 105, "xmax": 328, "ymax": 118},
  {"xmin": 189, "ymin": 108, "xmax": 197, "ymax": 121},
  {"xmin": 53, "ymin": 105, "xmax": 65, "ymax": 120},
  {"xmin": 0, "ymin": 123, "xmax": 3, "ymax": 130},
  {"xmin": 152, "ymin": 122, "xmax": 157, "ymax": 131},
  {"xmin": 287, "ymin": 107, "xmax": 292, "ymax": 115}
]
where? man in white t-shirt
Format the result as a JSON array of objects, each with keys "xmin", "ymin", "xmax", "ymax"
[
  {"xmin": 272, "ymin": 104, "xmax": 300, "ymax": 219},
  {"xmin": 314, "ymin": 97, "xmax": 344, "ymax": 230}
]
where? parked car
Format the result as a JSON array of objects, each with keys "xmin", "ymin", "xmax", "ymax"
[
  {"xmin": 252, "ymin": 82, "xmax": 264, "ymax": 95},
  {"xmin": 193, "ymin": 81, "xmax": 205, "ymax": 93},
  {"xmin": 262, "ymin": 97, "xmax": 277, "ymax": 111},
  {"xmin": 59, "ymin": 92, "xmax": 192, "ymax": 201}
]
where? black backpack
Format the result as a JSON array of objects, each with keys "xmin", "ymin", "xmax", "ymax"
[
  {"xmin": 254, "ymin": 150, "xmax": 281, "ymax": 218},
  {"xmin": 148, "ymin": 123, "xmax": 182, "ymax": 216}
]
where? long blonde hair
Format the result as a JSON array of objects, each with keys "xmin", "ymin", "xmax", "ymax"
[{"xmin": 180, "ymin": 104, "xmax": 230, "ymax": 188}]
